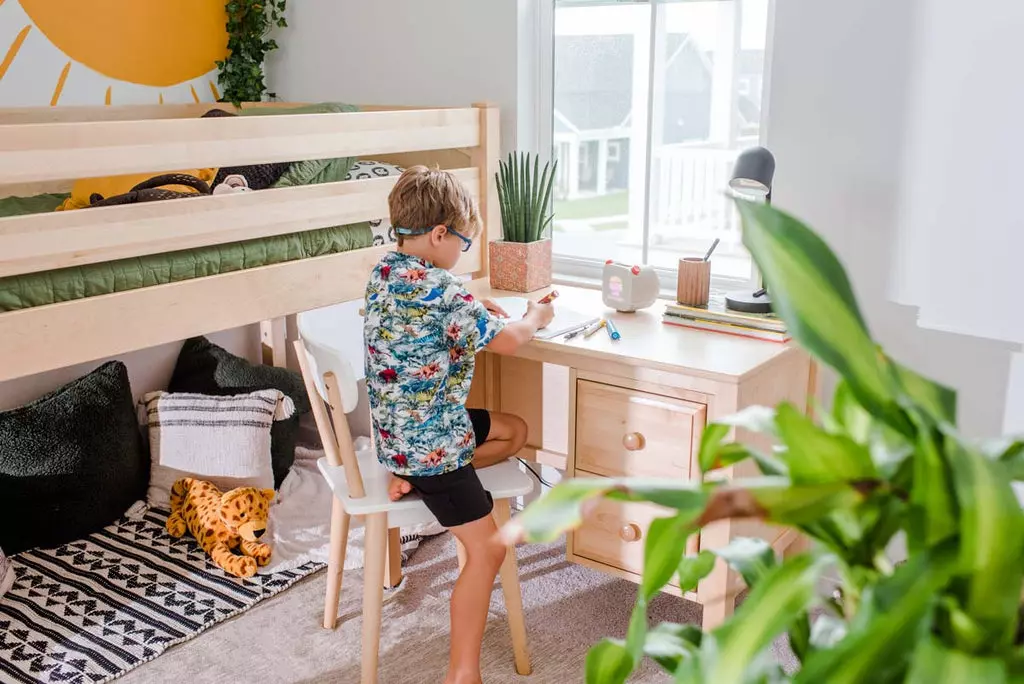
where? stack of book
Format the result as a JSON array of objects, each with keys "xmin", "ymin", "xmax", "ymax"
[{"xmin": 663, "ymin": 292, "xmax": 790, "ymax": 343}]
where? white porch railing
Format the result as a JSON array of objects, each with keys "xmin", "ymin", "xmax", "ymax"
[{"xmin": 649, "ymin": 143, "xmax": 741, "ymax": 247}]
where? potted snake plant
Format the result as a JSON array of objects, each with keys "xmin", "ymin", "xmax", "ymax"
[
  {"xmin": 506, "ymin": 199, "xmax": 1024, "ymax": 682},
  {"xmin": 490, "ymin": 152, "xmax": 557, "ymax": 293}
]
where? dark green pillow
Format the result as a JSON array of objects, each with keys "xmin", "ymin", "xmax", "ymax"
[
  {"xmin": 0, "ymin": 361, "xmax": 147, "ymax": 554},
  {"xmin": 168, "ymin": 336, "xmax": 311, "ymax": 487}
]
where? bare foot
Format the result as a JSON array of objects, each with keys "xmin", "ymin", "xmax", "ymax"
[{"xmin": 388, "ymin": 475, "xmax": 412, "ymax": 501}]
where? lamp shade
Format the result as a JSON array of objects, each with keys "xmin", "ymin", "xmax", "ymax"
[{"xmin": 729, "ymin": 146, "xmax": 776, "ymax": 199}]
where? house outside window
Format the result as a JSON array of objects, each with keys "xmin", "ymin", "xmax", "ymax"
[{"xmin": 547, "ymin": 0, "xmax": 774, "ymax": 290}]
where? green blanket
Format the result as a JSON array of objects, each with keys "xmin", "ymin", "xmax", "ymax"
[{"xmin": 0, "ymin": 103, "xmax": 374, "ymax": 313}]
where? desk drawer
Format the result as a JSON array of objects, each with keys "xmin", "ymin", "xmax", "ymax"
[
  {"xmin": 574, "ymin": 380, "xmax": 705, "ymax": 479},
  {"xmin": 571, "ymin": 480, "xmax": 699, "ymax": 585}
]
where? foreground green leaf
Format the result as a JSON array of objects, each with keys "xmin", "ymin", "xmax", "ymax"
[
  {"xmin": 775, "ymin": 402, "xmax": 877, "ymax": 484},
  {"xmin": 585, "ymin": 639, "xmax": 634, "ymax": 684},
  {"xmin": 677, "ymin": 551, "xmax": 716, "ymax": 594},
  {"xmin": 795, "ymin": 540, "xmax": 960, "ymax": 684},
  {"xmin": 906, "ymin": 636, "xmax": 1008, "ymax": 684},
  {"xmin": 642, "ymin": 622, "xmax": 702, "ymax": 674},
  {"xmin": 945, "ymin": 433, "xmax": 1024, "ymax": 650},
  {"xmin": 735, "ymin": 200, "xmax": 907, "ymax": 434},
  {"xmin": 705, "ymin": 554, "xmax": 825, "ymax": 683},
  {"xmin": 712, "ymin": 537, "xmax": 775, "ymax": 588},
  {"xmin": 889, "ymin": 357, "xmax": 957, "ymax": 426},
  {"xmin": 643, "ymin": 515, "xmax": 697, "ymax": 600}
]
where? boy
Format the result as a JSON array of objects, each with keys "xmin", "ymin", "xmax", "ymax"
[{"xmin": 363, "ymin": 166, "xmax": 554, "ymax": 684}]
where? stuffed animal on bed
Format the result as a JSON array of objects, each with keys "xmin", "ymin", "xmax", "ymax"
[{"xmin": 166, "ymin": 477, "xmax": 275, "ymax": 578}]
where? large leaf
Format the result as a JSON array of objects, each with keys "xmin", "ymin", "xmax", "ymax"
[
  {"xmin": 712, "ymin": 537, "xmax": 775, "ymax": 588},
  {"xmin": 906, "ymin": 637, "xmax": 1008, "ymax": 684},
  {"xmin": 907, "ymin": 412, "xmax": 958, "ymax": 551},
  {"xmin": 774, "ymin": 403, "xmax": 877, "ymax": 484},
  {"xmin": 734, "ymin": 200, "xmax": 906, "ymax": 433},
  {"xmin": 703, "ymin": 554, "xmax": 825, "ymax": 684},
  {"xmin": 945, "ymin": 433, "xmax": 1024, "ymax": 650},
  {"xmin": 698, "ymin": 423, "xmax": 732, "ymax": 474},
  {"xmin": 677, "ymin": 551, "xmax": 717, "ymax": 594},
  {"xmin": 889, "ymin": 357, "xmax": 957, "ymax": 426},
  {"xmin": 795, "ymin": 540, "xmax": 960, "ymax": 684},
  {"xmin": 699, "ymin": 407, "xmax": 780, "ymax": 474},
  {"xmin": 642, "ymin": 622, "xmax": 703, "ymax": 674},
  {"xmin": 510, "ymin": 478, "xmax": 614, "ymax": 543},
  {"xmin": 585, "ymin": 639, "xmax": 634, "ymax": 684},
  {"xmin": 728, "ymin": 478, "xmax": 867, "ymax": 527},
  {"xmin": 642, "ymin": 515, "xmax": 696, "ymax": 599}
]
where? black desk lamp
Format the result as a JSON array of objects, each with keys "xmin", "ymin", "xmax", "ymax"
[{"xmin": 725, "ymin": 146, "xmax": 776, "ymax": 314}]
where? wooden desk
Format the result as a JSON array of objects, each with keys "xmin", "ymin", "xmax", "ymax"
[{"xmin": 464, "ymin": 284, "xmax": 812, "ymax": 630}]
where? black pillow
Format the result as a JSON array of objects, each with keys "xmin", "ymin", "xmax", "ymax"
[
  {"xmin": 168, "ymin": 336, "xmax": 311, "ymax": 487},
  {"xmin": 0, "ymin": 361, "xmax": 147, "ymax": 554}
]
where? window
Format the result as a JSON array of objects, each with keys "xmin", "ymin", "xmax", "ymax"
[{"xmin": 547, "ymin": 0, "xmax": 773, "ymax": 287}]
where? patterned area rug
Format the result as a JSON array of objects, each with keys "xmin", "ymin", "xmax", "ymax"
[{"xmin": 0, "ymin": 509, "xmax": 324, "ymax": 684}]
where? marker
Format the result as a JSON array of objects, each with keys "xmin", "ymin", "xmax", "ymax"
[
  {"xmin": 562, "ymin": 318, "xmax": 601, "ymax": 341},
  {"xmin": 582, "ymin": 319, "xmax": 606, "ymax": 339},
  {"xmin": 605, "ymin": 319, "xmax": 621, "ymax": 341},
  {"xmin": 538, "ymin": 290, "xmax": 559, "ymax": 305}
]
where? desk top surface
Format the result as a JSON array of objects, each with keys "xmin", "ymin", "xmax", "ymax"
[{"xmin": 465, "ymin": 282, "xmax": 798, "ymax": 382}]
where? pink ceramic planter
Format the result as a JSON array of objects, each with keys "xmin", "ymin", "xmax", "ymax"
[{"xmin": 488, "ymin": 239, "xmax": 553, "ymax": 293}]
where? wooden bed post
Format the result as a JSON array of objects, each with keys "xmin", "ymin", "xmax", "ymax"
[
  {"xmin": 261, "ymin": 318, "xmax": 288, "ymax": 368},
  {"xmin": 471, "ymin": 103, "xmax": 500, "ymax": 281}
]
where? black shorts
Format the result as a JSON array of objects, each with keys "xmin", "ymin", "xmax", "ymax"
[{"xmin": 398, "ymin": 409, "xmax": 493, "ymax": 528}]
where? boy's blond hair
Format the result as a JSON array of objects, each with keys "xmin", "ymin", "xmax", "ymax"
[{"xmin": 388, "ymin": 166, "xmax": 482, "ymax": 245}]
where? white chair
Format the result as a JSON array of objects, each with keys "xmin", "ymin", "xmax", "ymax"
[{"xmin": 294, "ymin": 310, "xmax": 535, "ymax": 684}]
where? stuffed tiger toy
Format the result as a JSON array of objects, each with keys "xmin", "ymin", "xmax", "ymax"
[{"xmin": 166, "ymin": 477, "xmax": 275, "ymax": 579}]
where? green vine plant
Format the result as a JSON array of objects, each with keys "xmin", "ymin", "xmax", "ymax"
[
  {"xmin": 509, "ymin": 199, "xmax": 1024, "ymax": 682},
  {"xmin": 216, "ymin": 0, "xmax": 287, "ymax": 106}
]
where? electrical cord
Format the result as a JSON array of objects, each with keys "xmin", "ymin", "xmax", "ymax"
[{"xmin": 517, "ymin": 458, "xmax": 556, "ymax": 488}]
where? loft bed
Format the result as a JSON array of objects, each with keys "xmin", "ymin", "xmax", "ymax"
[{"xmin": 0, "ymin": 101, "xmax": 499, "ymax": 382}]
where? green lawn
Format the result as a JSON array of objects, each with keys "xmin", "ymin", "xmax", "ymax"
[{"xmin": 554, "ymin": 191, "xmax": 629, "ymax": 220}]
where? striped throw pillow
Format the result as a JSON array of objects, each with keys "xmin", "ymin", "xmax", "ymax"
[{"xmin": 143, "ymin": 390, "xmax": 295, "ymax": 509}]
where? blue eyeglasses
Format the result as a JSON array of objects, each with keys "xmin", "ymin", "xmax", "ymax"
[{"xmin": 394, "ymin": 225, "xmax": 474, "ymax": 252}]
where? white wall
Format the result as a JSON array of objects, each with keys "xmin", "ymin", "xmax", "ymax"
[
  {"xmin": 765, "ymin": 0, "xmax": 1018, "ymax": 437},
  {"xmin": 267, "ymin": 0, "xmax": 521, "ymax": 155},
  {"xmin": 0, "ymin": 328, "xmax": 258, "ymax": 412}
]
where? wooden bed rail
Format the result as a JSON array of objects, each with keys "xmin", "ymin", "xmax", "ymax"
[
  {"xmin": 0, "ymin": 108, "xmax": 480, "ymax": 185},
  {"xmin": 0, "ymin": 169, "xmax": 480, "ymax": 279}
]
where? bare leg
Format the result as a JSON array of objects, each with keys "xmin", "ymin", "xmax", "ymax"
[
  {"xmin": 472, "ymin": 413, "xmax": 528, "ymax": 469},
  {"xmin": 445, "ymin": 514, "xmax": 507, "ymax": 684}
]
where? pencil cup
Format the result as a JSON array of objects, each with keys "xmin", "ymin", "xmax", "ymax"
[{"xmin": 676, "ymin": 258, "xmax": 711, "ymax": 307}]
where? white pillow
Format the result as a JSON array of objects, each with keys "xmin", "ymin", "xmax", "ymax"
[{"xmin": 143, "ymin": 390, "xmax": 294, "ymax": 509}]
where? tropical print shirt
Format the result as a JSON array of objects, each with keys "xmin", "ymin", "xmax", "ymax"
[{"xmin": 363, "ymin": 251, "xmax": 505, "ymax": 476}]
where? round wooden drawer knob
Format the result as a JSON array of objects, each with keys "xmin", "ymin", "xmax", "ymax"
[
  {"xmin": 622, "ymin": 432, "xmax": 646, "ymax": 451},
  {"xmin": 619, "ymin": 523, "xmax": 642, "ymax": 543}
]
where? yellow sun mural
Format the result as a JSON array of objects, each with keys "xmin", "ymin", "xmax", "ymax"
[{"xmin": 0, "ymin": 0, "xmax": 228, "ymax": 106}]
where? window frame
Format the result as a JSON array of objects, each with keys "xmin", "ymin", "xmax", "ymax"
[{"xmin": 535, "ymin": 0, "xmax": 778, "ymax": 294}]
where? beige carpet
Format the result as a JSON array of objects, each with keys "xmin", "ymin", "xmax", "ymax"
[{"xmin": 119, "ymin": 532, "xmax": 796, "ymax": 682}]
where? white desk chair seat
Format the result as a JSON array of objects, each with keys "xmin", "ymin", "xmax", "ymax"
[
  {"xmin": 294, "ymin": 312, "xmax": 533, "ymax": 684},
  {"xmin": 317, "ymin": 454, "xmax": 535, "ymax": 530}
]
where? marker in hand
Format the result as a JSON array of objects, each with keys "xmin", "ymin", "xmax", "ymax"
[{"xmin": 537, "ymin": 290, "xmax": 559, "ymax": 305}]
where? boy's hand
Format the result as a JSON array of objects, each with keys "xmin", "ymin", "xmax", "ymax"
[
  {"xmin": 482, "ymin": 298, "xmax": 509, "ymax": 318},
  {"xmin": 526, "ymin": 300, "xmax": 555, "ymax": 329}
]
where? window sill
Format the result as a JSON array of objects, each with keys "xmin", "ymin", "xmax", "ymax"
[{"xmin": 553, "ymin": 254, "xmax": 753, "ymax": 302}]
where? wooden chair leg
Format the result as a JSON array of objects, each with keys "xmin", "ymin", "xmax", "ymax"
[
  {"xmin": 493, "ymin": 499, "xmax": 531, "ymax": 676},
  {"xmin": 361, "ymin": 513, "xmax": 388, "ymax": 684},
  {"xmin": 323, "ymin": 499, "xmax": 350, "ymax": 629},
  {"xmin": 455, "ymin": 537, "xmax": 467, "ymax": 573},
  {"xmin": 385, "ymin": 527, "xmax": 403, "ymax": 589}
]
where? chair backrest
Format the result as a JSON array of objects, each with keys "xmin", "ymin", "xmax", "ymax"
[{"xmin": 293, "ymin": 314, "xmax": 366, "ymax": 498}]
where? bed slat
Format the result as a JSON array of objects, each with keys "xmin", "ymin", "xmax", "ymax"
[
  {"xmin": 0, "ymin": 108, "xmax": 480, "ymax": 184},
  {"xmin": 0, "ymin": 168, "xmax": 479, "ymax": 279}
]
